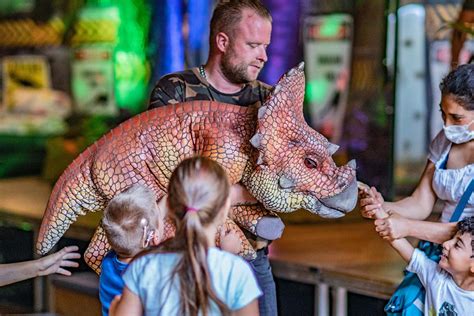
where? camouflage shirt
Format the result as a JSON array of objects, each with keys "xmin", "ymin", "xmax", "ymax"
[{"xmin": 148, "ymin": 67, "xmax": 272, "ymax": 109}]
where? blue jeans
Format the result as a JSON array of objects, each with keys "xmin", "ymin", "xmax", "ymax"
[{"xmin": 249, "ymin": 247, "xmax": 277, "ymax": 316}]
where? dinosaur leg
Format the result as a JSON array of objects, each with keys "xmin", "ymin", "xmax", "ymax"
[
  {"xmin": 230, "ymin": 204, "xmax": 285, "ymax": 240},
  {"xmin": 84, "ymin": 225, "xmax": 110, "ymax": 274},
  {"xmin": 216, "ymin": 218, "xmax": 256, "ymax": 261}
]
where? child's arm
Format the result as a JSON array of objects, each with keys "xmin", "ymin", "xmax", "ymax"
[
  {"xmin": 0, "ymin": 245, "xmax": 80, "ymax": 287},
  {"xmin": 219, "ymin": 229, "xmax": 242, "ymax": 255},
  {"xmin": 109, "ymin": 287, "xmax": 143, "ymax": 316},
  {"xmin": 373, "ymin": 209, "xmax": 414, "ymax": 263},
  {"xmin": 233, "ymin": 298, "xmax": 259, "ymax": 316},
  {"xmin": 388, "ymin": 239, "xmax": 415, "ymax": 263}
]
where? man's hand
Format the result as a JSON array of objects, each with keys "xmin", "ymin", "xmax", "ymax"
[{"xmin": 37, "ymin": 245, "xmax": 81, "ymax": 277}]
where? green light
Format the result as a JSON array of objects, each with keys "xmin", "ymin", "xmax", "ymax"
[
  {"xmin": 320, "ymin": 15, "xmax": 343, "ymax": 38},
  {"xmin": 19, "ymin": 222, "xmax": 32, "ymax": 231},
  {"xmin": 305, "ymin": 79, "xmax": 330, "ymax": 104}
]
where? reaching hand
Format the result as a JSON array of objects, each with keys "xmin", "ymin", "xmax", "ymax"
[
  {"xmin": 374, "ymin": 211, "xmax": 409, "ymax": 241},
  {"xmin": 219, "ymin": 229, "xmax": 242, "ymax": 255},
  {"xmin": 358, "ymin": 183, "xmax": 385, "ymax": 219},
  {"xmin": 37, "ymin": 245, "xmax": 81, "ymax": 277}
]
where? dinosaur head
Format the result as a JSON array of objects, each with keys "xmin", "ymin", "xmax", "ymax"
[{"xmin": 243, "ymin": 62, "xmax": 357, "ymax": 218}]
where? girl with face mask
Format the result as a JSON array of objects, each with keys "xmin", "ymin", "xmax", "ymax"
[{"xmin": 359, "ymin": 64, "xmax": 474, "ymax": 244}]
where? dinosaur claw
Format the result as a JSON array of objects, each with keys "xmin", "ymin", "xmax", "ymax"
[
  {"xmin": 273, "ymin": 84, "xmax": 281, "ymax": 94},
  {"xmin": 250, "ymin": 133, "xmax": 263, "ymax": 149},
  {"xmin": 298, "ymin": 61, "xmax": 304, "ymax": 70},
  {"xmin": 258, "ymin": 106, "xmax": 267, "ymax": 119}
]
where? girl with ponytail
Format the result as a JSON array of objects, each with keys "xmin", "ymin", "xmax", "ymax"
[{"xmin": 110, "ymin": 156, "xmax": 261, "ymax": 316}]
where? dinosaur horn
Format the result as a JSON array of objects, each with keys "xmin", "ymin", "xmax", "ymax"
[{"xmin": 328, "ymin": 143, "xmax": 340, "ymax": 155}]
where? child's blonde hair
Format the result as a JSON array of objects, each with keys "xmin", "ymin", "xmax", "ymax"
[
  {"xmin": 156, "ymin": 156, "xmax": 231, "ymax": 316},
  {"xmin": 102, "ymin": 185, "xmax": 159, "ymax": 257}
]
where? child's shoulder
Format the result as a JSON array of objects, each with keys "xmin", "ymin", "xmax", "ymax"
[{"xmin": 208, "ymin": 248, "xmax": 252, "ymax": 271}]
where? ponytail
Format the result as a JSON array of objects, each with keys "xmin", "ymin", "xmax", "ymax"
[
  {"xmin": 145, "ymin": 157, "xmax": 231, "ymax": 315},
  {"xmin": 174, "ymin": 210, "xmax": 229, "ymax": 316}
]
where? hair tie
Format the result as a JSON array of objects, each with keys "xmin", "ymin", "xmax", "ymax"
[{"xmin": 185, "ymin": 206, "xmax": 199, "ymax": 212}]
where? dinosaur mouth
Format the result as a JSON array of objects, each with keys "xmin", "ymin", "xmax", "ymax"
[
  {"xmin": 317, "ymin": 179, "xmax": 358, "ymax": 218},
  {"xmin": 317, "ymin": 204, "xmax": 346, "ymax": 218}
]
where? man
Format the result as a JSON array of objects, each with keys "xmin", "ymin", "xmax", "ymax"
[{"xmin": 148, "ymin": 1, "xmax": 277, "ymax": 315}]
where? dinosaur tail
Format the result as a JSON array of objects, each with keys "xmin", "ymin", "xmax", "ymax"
[{"xmin": 36, "ymin": 145, "xmax": 106, "ymax": 255}]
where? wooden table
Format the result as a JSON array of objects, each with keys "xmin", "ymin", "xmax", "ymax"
[
  {"xmin": 1, "ymin": 177, "xmax": 407, "ymax": 315},
  {"xmin": 269, "ymin": 221, "xmax": 407, "ymax": 316}
]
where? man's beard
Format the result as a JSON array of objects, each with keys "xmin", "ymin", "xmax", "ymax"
[{"xmin": 221, "ymin": 50, "xmax": 254, "ymax": 85}]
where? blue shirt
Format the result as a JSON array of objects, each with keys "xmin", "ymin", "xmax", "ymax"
[
  {"xmin": 123, "ymin": 247, "xmax": 262, "ymax": 315},
  {"xmin": 99, "ymin": 251, "xmax": 128, "ymax": 316}
]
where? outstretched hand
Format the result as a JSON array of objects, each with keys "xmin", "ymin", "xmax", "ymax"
[
  {"xmin": 37, "ymin": 245, "xmax": 81, "ymax": 277},
  {"xmin": 358, "ymin": 182, "xmax": 385, "ymax": 219},
  {"xmin": 374, "ymin": 211, "xmax": 410, "ymax": 241}
]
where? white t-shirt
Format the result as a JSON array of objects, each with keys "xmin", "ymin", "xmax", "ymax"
[
  {"xmin": 428, "ymin": 130, "xmax": 474, "ymax": 222},
  {"xmin": 407, "ymin": 249, "xmax": 474, "ymax": 315},
  {"xmin": 123, "ymin": 247, "xmax": 262, "ymax": 315}
]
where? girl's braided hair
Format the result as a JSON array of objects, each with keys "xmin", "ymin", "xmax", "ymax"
[{"xmin": 457, "ymin": 216, "xmax": 474, "ymax": 257}]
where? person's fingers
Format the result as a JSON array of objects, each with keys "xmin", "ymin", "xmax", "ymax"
[
  {"xmin": 363, "ymin": 204, "xmax": 382, "ymax": 212},
  {"xmin": 61, "ymin": 260, "xmax": 80, "ymax": 268},
  {"xmin": 63, "ymin": 253, "xmax": 81, "ymax": 260},
  {"xmin": 361, "ymin": 210, "xmax": 375, "ymax": 219},
  {"xmin": 56, "ymin": 268, "xmax": 72, "ymax": 276},
  {"xmin": 64, "ymin": 245, "xmax": 79, "ymax": 252},
  {"xmin": 374, "ymin": 219, "xmax": 385, "ymax": 226}
]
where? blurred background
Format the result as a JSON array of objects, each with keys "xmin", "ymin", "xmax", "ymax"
[{"xmin": 0, "ymin": 0, "xmax": 472, "ymax": 315}]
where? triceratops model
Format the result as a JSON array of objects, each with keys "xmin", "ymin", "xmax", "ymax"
[{"xmin": 36, "ymin": 63, "xmax": 358, "ymax": 273}]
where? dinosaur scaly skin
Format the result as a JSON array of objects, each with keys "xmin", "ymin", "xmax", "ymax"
[{"xmin": 37, "ymin": 63, "xmax": 358, "ymax": 271}]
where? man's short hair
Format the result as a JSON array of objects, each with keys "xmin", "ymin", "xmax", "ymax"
[{"xmin": 209, "ymin": 0, "xmax": 272, "ymax": 49}]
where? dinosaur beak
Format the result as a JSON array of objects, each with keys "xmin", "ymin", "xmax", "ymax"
[{"xmin": 319, "ymin": 178, "xmax": 358, "ymax": 215}]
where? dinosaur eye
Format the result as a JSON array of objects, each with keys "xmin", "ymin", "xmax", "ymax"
[{"xmin": 304, "ymin": 158, "xmax": 318, "ymax": 169}]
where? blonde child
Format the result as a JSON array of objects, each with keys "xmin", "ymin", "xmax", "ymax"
[
  {"xmin": 99, "ymin": 184, "xmax": 165, "ymax": 316},
  {"xmin": 110, "ymin": 157, "xmax": 261, "ymax": 316}
]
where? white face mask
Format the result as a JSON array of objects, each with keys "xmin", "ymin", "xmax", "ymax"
[{"xmin": 443, "ymin": 120, "xmax": 474, "ymax": 144}]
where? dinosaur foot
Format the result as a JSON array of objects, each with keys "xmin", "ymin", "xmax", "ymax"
[{"xmin": 255, "ymin": 216, "xmax": 285, "ymax": 240}]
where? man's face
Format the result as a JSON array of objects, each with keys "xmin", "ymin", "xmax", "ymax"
[
  {"xmin": 221, "ymin": 9, "xmax": 272, "ymax": 84},
  {"xmin": 439, "ymin": 231, "xmax": 474, "ymax": 275}
]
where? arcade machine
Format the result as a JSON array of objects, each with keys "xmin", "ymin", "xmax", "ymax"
[
  {"xmin": 393, "ymin": 3, "xmax": 429, "ymax": 187},
  {"xmin": 303, "ymin": 14, "xmax": 353, "ymax": 144}
]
